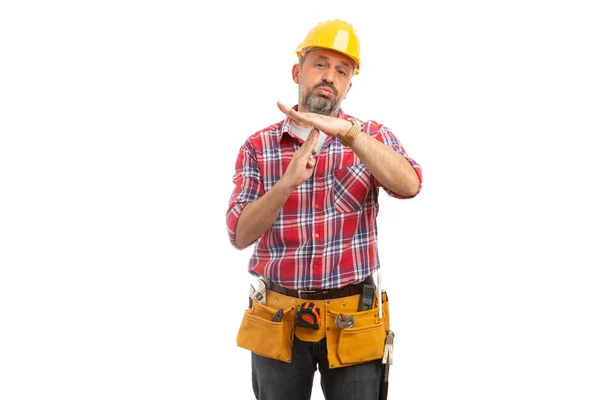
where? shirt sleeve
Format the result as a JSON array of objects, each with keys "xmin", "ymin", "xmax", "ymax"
[
  {"xmin": 370, "ymin": 123, "xmax": 423, "ymax": 199},
  {"xmin": 225, "ymin": 142, "xmax": 264, "ymax": 249}
]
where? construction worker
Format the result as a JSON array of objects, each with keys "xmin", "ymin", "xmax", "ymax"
[{"xmin": 227, "ymin": 19, "xmax": 423, "ymax": 400}]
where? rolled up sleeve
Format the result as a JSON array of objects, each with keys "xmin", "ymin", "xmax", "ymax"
[
  {"xmin": 226, "ymin": 144, "xmax": 264, "ymax": 249},
  {"xmin": 372, "ymin": 125, "xmax": 423, "ymax": 199}
]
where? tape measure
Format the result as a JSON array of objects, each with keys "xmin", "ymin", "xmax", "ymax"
[{"xmin": 296, "ymin": 302, "xmax": 321, "ymax": 330}]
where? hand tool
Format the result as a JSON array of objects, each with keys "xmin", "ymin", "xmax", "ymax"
[
  {"xmin": 295, "ymin": 302, "xmax": 321, "ymax": 329},
  {"xmin": 271, "ymin": 308, "xmax": 284, "ymax": 322},
  {"xmin": 379, "ymin": 329, "xmax": 395, "ymax": 400},
  {"xmin": 335, "ymin": 313, "xmax": 355, "ymax": 328}
]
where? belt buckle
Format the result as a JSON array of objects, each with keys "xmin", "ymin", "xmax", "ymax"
[{"xmin": 297, "ymin": 289, "xmax": 316, "ymax": 299}]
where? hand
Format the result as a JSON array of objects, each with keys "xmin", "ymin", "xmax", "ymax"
[
  {"xmin": 281, "ymin": 128, "xmax": 319, "ymax": 189},
  {"xmin": 277, "ymin": 101, "xmax": 352, "ymax": 138}
]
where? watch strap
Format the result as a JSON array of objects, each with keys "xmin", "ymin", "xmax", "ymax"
[{"xmin": 339, "ymin": 122, "xmax": 362, "ymax": 147}]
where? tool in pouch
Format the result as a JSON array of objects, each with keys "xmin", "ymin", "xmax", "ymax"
[
  {"xmin": 295, "ymin": 302, "xmax": 321, "ymax": 329},
  {"xmin": 379, "ymin": 289, "xmax": 392, "ymax": 400},
  {"xmin": 271, "ymin": 308, "xmax": 284, "ymax": 322},
  {"xmin": 335, "ymin": 313, "xmax": 355, "ymax": 328},
  {"xmin": 335, "ymin": 287, "xmax": 385, "ymax": 340},
  {"xmin": 358, "ymin": 282, "xmax": 376, "ymax": 311},
  {"xmin": 382, "ymin": 330, "xmax": 394, "ymax": 366},
  {"xmin": 380, "ymin": 289, "xmax": 392, "ymax": 366},
  {"xmin": 379, "ymin": 329, "xmax": 395, "ymax": 400},
  {"xmin": 248, "ymin": 278, "xmax": 267, "ymax": 307}
]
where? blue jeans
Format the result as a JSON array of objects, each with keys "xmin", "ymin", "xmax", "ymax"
[{"xmin": 251, "ymin": 336, "xmax": 382, "ymax": 400}]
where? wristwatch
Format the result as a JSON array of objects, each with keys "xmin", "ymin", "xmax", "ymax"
[{"xmin": 339, "ymin": 118, "xmax": 364, "ymax": 147}]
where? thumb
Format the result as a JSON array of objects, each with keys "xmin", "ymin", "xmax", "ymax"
[{"xmin": 300, "ymin": 128, "xmax": 319, "ymax": 153}]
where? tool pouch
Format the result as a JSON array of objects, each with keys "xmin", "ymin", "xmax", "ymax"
[
  {"xmin": 236, "ymin": 299, "xmax": 295, "ymax": 363},
  {"xmin": 325, "ymin": 296, "xmax": 390, "ymax": 368}
]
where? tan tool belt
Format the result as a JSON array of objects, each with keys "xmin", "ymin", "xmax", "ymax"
[{"xmin": 236, "ymin": 285, "xmax": 390, "ymax": 369}]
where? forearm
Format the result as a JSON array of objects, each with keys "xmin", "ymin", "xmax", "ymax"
[
  {"xmin": 349, "ymin": 131, "xmax": 420, "ymax": 197},
  {"xmin": 234, "ymin": 180, "xmax": 295, "ymax": 249}
]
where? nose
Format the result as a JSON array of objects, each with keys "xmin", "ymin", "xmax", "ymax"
[{"xmin": 321, "ymin": 67, "xmax": 335, "ymax": 83}]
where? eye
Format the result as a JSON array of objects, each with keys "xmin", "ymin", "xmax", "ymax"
[
  {"xmin": 316, "ymin": 63, "xmax": 325, "ymax": 68},
  {"xmin": 337, "ymin": 69, "xmax": 347, "ymax": 76}
]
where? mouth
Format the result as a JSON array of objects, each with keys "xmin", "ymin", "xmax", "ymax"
[{"xmin": 316, "ymin": 87, "xmax": 334, "ymax": 96}]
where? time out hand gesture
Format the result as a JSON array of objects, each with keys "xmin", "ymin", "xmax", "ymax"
[
  {"xmin": 281, "ymin": 128, "xmax": 319, "ymax": 189},
  {"xmin": 277, "ymin": 101, "xmax": 352, "ymax": 138}
]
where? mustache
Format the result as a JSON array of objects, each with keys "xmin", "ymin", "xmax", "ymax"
[{"xmin": 313, "ymin": 82, "xmax": 338, "ymax": 96}]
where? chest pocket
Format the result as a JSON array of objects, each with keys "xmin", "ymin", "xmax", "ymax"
[{"xmin": 332, "ymin": 164, "xmax": 371, "ymax": 213}]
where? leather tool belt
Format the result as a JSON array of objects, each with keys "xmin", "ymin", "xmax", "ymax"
[
  {"xmin": 265, "ymin": 275, "xmax": 375, "ymax": 300},
  {"xmin": 236, "ymin": 274, "xmax": 390, "ymax": 369}
]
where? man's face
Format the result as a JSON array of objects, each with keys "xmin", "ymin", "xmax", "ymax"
[{"xmin": 294, "ymin": 49, "xmax": 354, "ymax": 116}]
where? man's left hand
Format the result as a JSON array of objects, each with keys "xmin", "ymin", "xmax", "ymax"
[{"xmin": 277, "ymin": 101, "xmax": 352, "ymax": 138}]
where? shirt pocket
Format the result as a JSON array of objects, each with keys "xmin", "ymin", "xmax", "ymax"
[{"xmin": 332, "ymin": 164, "xmax": 370, "ymax": 213}]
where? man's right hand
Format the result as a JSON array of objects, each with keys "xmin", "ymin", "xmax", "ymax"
[
  {"xmin": 234, "ymin": 128, "xmax": 319, "ymax": 249},
  {"xmin": 281, "ymin": 128, "xmax": 319, "ymax": 189}
]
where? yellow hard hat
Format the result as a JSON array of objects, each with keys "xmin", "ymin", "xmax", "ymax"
[{"xmin": 296, "ymin": 19, "xmax": 361, "ymax": 75}]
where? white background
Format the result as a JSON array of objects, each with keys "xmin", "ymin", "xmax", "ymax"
[{"xmin": 1, "ymin": 1, "xmax": 599, "ymax": 399}]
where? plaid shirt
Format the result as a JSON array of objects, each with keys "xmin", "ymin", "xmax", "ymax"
[{"xmin": 226, "ymin": 109, "xmax": 422, "ymax": 290}]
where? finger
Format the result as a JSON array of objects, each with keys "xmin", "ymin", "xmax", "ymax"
[
  {"xmin": 277, "ymin": 101, "xmax": 290, "ymax": 116},
  {"xmin": 306, "ymin": 156, "xmax": 316, "ymax": 168},
  {"xmin": 278, "ymin": 101, "xmax": 314, "ymax": 126},
  {"xmin": 307, "ymin": 127, "xmax": 319, "ymax": 143},
  {"xmin": 299, "ymin": 128, "xmax": 319, "ymax": 154},
  {"xmin": 289, "ymin": 108, "xmax": 312, "ymax": 125},
  {"xmin": 277, "ymin": 101, "xmax": 305, "ymax": 121},
  {"xmin": 277, "ymin": 101, "xmax": 299, "ymax": 125}
]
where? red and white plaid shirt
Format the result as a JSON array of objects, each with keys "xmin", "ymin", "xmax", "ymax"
[{"xmin": 226, "ymin": 109, "xmax": 422, "ymax": 290}]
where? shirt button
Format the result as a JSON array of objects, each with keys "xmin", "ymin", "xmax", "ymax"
[
  {"xmin": 315, "ymin": 204, "xmax": 320, "ymax": 209},
  {"xmin": 314, "ymin": 264, "xmax": 319, "ymax": 268},
  {"xmin": 314, "ymin": 233, "xmax": 320, "ymax": 238}
]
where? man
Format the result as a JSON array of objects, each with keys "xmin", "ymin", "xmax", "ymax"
[{"xmin": 226, "ymin": 19, "xmax": 422, "ymax": 400}]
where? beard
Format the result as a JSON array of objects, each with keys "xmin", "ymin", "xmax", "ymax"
[{"xmin": 300, "ymin": 83, "xmax": 342, "ymax": 116}]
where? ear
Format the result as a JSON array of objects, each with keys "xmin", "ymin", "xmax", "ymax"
[
  {"xmin": 292, "ymin": 64, "xmax": 300, "ymax": 84},
  {"xmin": 343, "ymin": 82, "xmax": 353, "ymax": 99}
]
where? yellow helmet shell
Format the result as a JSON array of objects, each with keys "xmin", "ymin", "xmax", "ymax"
[{"xmin": 296, "ymin": 19, "xmax": 361, "ymax": 75}]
